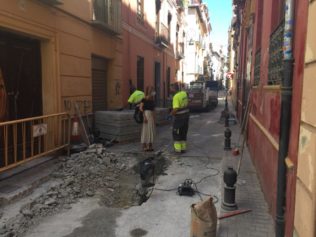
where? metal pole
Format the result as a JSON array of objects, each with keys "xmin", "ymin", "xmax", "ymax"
[{"xmin": 275, "ymin": 0, "xmax": 294, "ymax": 236}]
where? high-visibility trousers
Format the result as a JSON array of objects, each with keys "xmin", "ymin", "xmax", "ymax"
[{"xmin": 173, "ymin": 112, "xmax": 189, "ymax": 152}]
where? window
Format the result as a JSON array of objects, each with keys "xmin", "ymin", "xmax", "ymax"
[
  {"xmin": 92, "ymin": 0, "xmax": 121, "ymax": 33},
  {"xmin": 137, "ymin": 0, "xmax": 144, "ymax": 22},
  {"xmin": 268, "ymin": 22, "xmax": 284, "ymax": 85},
  {"xmin": 168, "ymin": 12, "xmax": 172, "ymax": 40}
]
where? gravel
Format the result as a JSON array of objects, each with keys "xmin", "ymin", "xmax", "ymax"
[{"xmin": 0, "ymin": 144, "xmax": 146, "ymax": 237}]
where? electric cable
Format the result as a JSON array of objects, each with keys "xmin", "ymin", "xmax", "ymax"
[
  {"xmin": 193, "ymin": 182, "xmax": 203, "ymax": 201},
  {"xmin": 136, "ymin": 133, "xmax": 222, "ymax": 203},
  {"xmin": 194, "ymin": 168, "xmax": 220, "ymax": 184},
  {"xmin": 154, "ymin": 187, "xmax": 178, "ymax": 192}
]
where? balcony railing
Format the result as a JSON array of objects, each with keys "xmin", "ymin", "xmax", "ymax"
[
  {"xmin": 0, "ymin": 113, "xmax": 70, "ymax": 173},
  {"xmin": 92, "ymin": 0, "xmax": 121, "ymax": 34},
  {"xmin": 156, "ymin": 23, "xmax": 169, "ymax": 47}
]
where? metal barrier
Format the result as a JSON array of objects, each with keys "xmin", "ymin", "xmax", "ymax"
[{"xmin": 0, "ymin": 112, "xmax": 70, "ymax": 173}]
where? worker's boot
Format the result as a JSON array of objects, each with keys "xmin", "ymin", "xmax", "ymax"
[
  {"xmin": 181, "ymin": 141, "xmax": 187, "ymax": 153},
  {"xmin": 174, "ymin": 142, "xmax": 182, "ymax": 154}
]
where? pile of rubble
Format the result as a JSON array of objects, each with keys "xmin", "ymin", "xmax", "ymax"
[{"xmin": 0, "ymin": 145, "xmax": 142, "ymax": 237}]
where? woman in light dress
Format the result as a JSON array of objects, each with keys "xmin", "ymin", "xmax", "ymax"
[{"xmin": 140, "ymin": 86, "xmax": 156, "ymax": 152}]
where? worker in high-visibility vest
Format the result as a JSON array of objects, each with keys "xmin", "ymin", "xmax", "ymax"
[
  {"xmin": 170, "ymin": 83, "xmax": 189, "ymax": 153},
  {"xmin": 128, "ymin": 87, "xmax": 145, "ymax": 123},
  {"xmin": 128, "ymin": 88, "xmax": 145, "ymax": 107}
]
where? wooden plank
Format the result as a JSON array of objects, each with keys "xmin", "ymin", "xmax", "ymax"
[{"xmin": 74, "ymin": 102, "xmax": 91, "ymax": 146}]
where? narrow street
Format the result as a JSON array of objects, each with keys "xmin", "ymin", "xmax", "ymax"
[
  {"xmin": 0, "ymin": 95, "xmax": 274, "ymax": 237},
  {"xmin": 1, "ymin": 0, "xmax": 315, "ymax": 236}
]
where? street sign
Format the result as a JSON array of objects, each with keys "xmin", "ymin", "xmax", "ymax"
[{"xmin": 33, "ymin": 123, "xmax": 47, "ymax": 137}]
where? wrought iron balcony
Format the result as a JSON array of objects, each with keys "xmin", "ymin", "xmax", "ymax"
[
  {"xmin": 38, "ymin": 0, "xmax": 63, "ymax": 5},
  {"xmin": 92, "ymin": 0, "xmax": 121, "ymax": 35},
  {"xmin": 156, "ymin": 23, "xmax": 169, "ymax": 48}
]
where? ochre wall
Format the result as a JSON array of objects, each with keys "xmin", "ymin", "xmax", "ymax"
[
  {"xmin": 121, "ymin": 0, "xmax": 177, "ymax": 106},
  {"xmin": 294, "ymin": 1, "xmax": 316, "ymax": 237},
  {"xmin": 0, "ymin": 0, "xmax": 123, "ymax": 116}
]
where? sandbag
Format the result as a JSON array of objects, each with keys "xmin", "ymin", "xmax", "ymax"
[{"xmin": 190, "ymin": 197, "xmax": 217, "ymax": 237}]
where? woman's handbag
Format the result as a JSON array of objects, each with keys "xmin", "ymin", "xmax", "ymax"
[{"xmin": 133, "ymin": 106, "xmax": 143, "ymax": 124}]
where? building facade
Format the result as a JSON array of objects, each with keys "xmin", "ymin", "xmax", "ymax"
[
  {"xmin": 294, "ymin": 1, "xmax": 316, "ymax": 236},
  {"xmin": 231, "ymin": 0, "xmax": 309, "ymax": 236},
  {"xmin": 0, "ymin": 0, "xmax": 123, "ymax": 118},
  {"xmin": 227, "ymin": 23, "xmax": 236, "ymax": 101},
  {"xmin": 121, "ymin": 0, "xmax": 185, "ymax": 107},
  {"xmin": 0, "ymin": 0, "xmax": 123, "ymax": 171},
  {"xmin": 183, "ymin": 0, "xmax": 211, "ymax": 84}
]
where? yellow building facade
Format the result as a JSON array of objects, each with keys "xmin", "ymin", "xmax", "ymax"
[
  {"xmin": 294, "ymin": 1, "xmax": 316, "ymax": 236},
  {"xmin": 0, "ymin": 0, "xmax": 123, "ymax": 119}
]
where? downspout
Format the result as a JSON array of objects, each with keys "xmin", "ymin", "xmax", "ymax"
[{"xmin": 275, "ymin": 0, "xmax": 294, "ymax": 236}]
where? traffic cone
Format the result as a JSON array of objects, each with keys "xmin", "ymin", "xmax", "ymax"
[{"xmin": 71, "ymin": 115, "xmax": 81, "ymax": 144}]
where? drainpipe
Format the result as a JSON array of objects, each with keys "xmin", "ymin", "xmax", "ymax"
[{"xmin": 275, "ymin": 0, "xmax": 294, "ymax": 236}]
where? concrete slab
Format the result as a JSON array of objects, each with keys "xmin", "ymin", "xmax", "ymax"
[
  {"xmin": 24, "ymin": 198, "xmax": 102, "ymax": 237},
  {"xmin": 0, "ymin": 179, "xmax": 61, "ymax": 230},
  {"xmin": 95, "ymin": 108, "xmax": 170, "ymax": 142},
  {"xmin": 0, "ymin": 158, "xmax": 59, "ymax": 207},
  {"xmin": 115, "ymin": 155, "xmax": 222, "ymax": 237}
]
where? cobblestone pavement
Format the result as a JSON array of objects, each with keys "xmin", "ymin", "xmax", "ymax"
[
  {"xmin": 217, "ymin": 97, "xmax": 275, "ymax": 237},
  {"xmin": 218, "ymin": 147, "xmax": 275, "ymax": 237}
]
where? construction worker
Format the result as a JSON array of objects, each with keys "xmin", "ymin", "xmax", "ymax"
[
  {"xmin": 128, "ymin": 87, "xmax": 145, "ymax": 123},
  {"xmin": 170, "ymin": 83, "xmax": 189, "ymax": 153},
  {"xmin": 128, "ymin": 87, "xmax": 145, "ymax": 108}
]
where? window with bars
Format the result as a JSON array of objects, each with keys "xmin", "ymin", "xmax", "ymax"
[{"xmin": 268, "ymin": 22, "xmax": 284, "ymax": 85}]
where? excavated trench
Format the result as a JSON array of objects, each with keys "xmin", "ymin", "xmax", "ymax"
[{"xmin": 115, "ymin": 151, "xmax": 171, "ymax": 207}]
